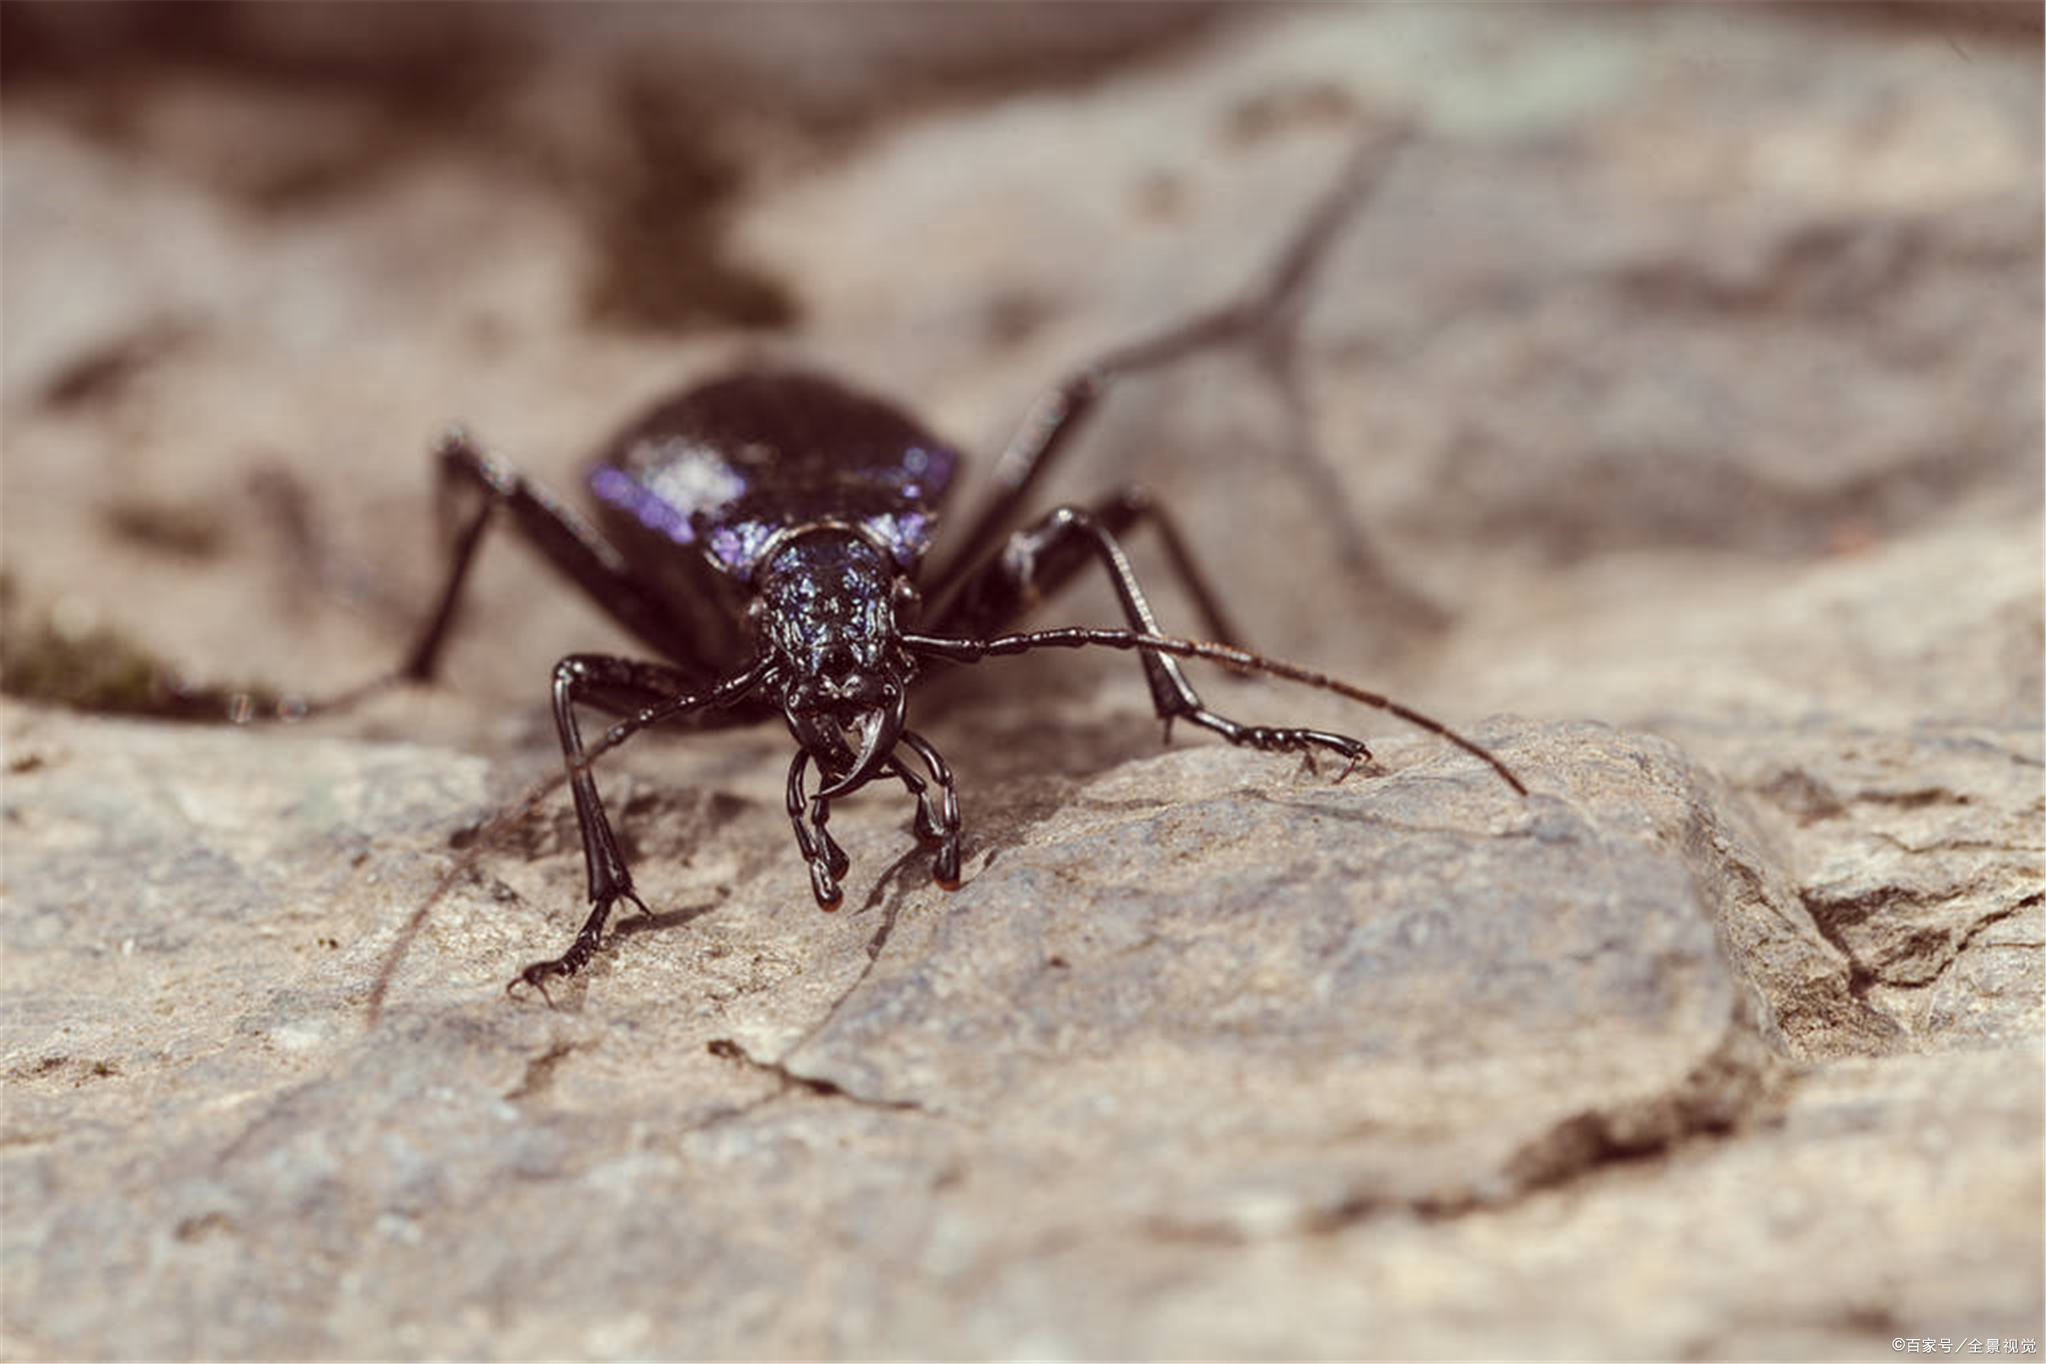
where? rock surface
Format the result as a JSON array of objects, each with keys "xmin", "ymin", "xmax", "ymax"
[{"xmin": 2, "ymin": 5, "xmax": 2040, "ymax": 1360}]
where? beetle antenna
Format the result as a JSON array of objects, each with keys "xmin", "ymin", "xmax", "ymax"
[{"xmin": 903, "ymin": 628, "xmax": 1527, "ymax": 796}]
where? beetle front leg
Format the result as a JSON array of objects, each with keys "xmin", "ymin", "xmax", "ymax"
[
  {"xmin": 897, "ymin": 732, "xmax": 963, "ymax": 889},
  {"xmin": 786, "ymin": 751, "xmax": 851, "ymax": 910},
  {"xmin": 510, "ymin": 653, "xmax": 700, "ymax": 997},
  {"xmin": 785, "ymin": 744, "xmax": 962, "ymax": 906}
]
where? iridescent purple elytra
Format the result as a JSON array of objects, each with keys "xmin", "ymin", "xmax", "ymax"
[{"xmin": 585, "ymin": 369, "xmax": 959, "ymax": 671}]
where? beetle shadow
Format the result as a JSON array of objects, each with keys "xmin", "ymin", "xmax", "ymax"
[
  {"xmin": 612, "ymin": 896, "xmax": 726, "ymax": 943},
  {"xmin": 944, "ymin": 708, "xmax": 1174, "ymax": 789}
]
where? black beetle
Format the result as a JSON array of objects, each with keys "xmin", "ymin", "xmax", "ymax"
[{"xmin": 245, "ymin": 127, "xmax": 1525, "ymax": 995}]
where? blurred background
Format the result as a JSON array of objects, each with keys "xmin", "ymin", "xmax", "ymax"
[{"xmin": 4, "ymin": 0, "xmax": 2036, "ymax": 737}]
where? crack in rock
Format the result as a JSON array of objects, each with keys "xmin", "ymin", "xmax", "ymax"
[
  {"xmin": 1802, "ymin": 882, "xmax": 2033, "ymax": 997},
  {"xmin": 703, "ymin": 1037, "xmax": 932, "ymax": 1115},
  {"xmin": 1490, "ymin": 1027, "xmax": 1783, "ymax": 1201},
  {"xmin": 502, "ymin": 1040, "xmax": 583, "ymax": 1103}
]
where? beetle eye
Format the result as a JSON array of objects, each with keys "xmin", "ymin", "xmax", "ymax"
[{"xmin": 891, "ymin": 579, "xmax": 921, "ymax": 622}]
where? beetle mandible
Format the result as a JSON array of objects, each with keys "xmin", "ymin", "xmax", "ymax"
[{"xmin": 270, "ymin": 126, "xmax": 1526, "ymax": 995}]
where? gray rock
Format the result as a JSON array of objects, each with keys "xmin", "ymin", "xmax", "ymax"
[{"xmin": 3, "ymin": 704, "xmax": 1784, "ymax": 1360}]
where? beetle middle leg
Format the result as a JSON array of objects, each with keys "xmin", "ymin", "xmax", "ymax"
[
  {"xmin": 222, "ymin": 432, "xmax": 728, "ymax": 723},
  {"xmin": 932, "ymin": 485, "xmax": 1247, "ymax": 650},
  {"xmin": 399, "ymin": 432, "xmax": 719, "ymax": 688},
  {"xmin": 932, "ymin": 500, "xmax": 1369, "ymax": 771}
]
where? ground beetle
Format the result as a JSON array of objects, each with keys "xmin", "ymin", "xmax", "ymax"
[{"xmin": 255, "ymin": 127, "xmax": 1526, "ymax": 996}]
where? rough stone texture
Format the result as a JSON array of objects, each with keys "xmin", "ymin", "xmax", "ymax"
[
  {"xmin": 2, "ymin": 5, "xmax": 2040, "ymax": 1360},
  {"xmin": 0, "ymin": 710, "xmax": 1779, "ymax": 1360}
]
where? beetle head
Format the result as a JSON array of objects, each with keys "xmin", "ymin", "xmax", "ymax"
[{"xmin": 756, "ymin": 531, "xmax": 914, "ymax": 797}]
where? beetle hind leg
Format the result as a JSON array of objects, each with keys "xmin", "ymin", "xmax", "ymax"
[{"xmin": 924, "ymin": 126, "xmax": 1415, "ymax": 609}]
